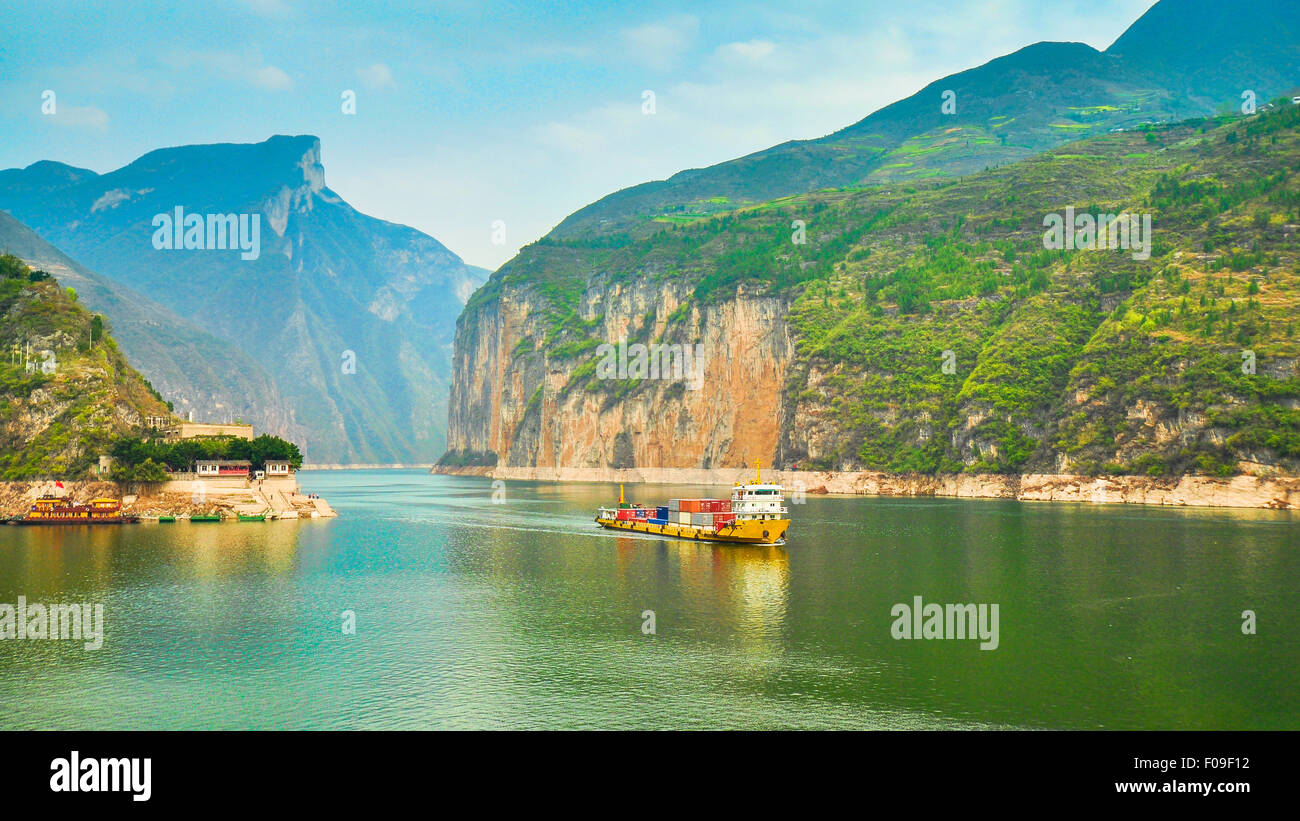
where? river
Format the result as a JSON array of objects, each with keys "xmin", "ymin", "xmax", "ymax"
[{"xmin": 0, "ymin": 469, "xmax": 1295, "ymax": 729}]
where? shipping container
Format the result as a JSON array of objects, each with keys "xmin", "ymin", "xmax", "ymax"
[
  {"xmin": 713, "ymin": 513, "xmax": 736, "ymax": 527},
  {"xmin": 655, "ymin": 506, "xmax": 669, "ymax": 519},
  {"xmin": 667, "ymin": 499, "xmax": 682, "ymax": 513},
  {"xmin": 648, "ymin": 518, "xmax": 668, "ymax": 526},
  {"xmin": 616, "ymin": 508, "xmax": 650, "ymax": 521},
  {"xmin": 690, "ymin": 512, "xmax": 714, "ymax": 527},
  {"xmin": 676, "ymin": 512, "xmax": 692, "ymax": 525}
]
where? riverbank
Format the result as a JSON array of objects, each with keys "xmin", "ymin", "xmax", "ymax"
[
  {"xmin": 0, "ymin": 477, "xmax": 338, "ymax": 519},
  {"xmin": 431, "ymin": 465, "xmax": 1299, "ymax": 510}
]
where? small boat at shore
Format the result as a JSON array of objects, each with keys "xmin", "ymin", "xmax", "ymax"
[
  {"xmin": 237, "ymin": 513, "xmax": 266, "ymax": 522},
  {"xmin": 10, "ymin": 495, "xmax": 138, "ymax": 525},
  {"xmin": 189, "ymin": 514, "xmax": 222, "ymax": 523},
  {"xmin": 595, "ymin": 465, "xmax": 790, "ymax": 546}
]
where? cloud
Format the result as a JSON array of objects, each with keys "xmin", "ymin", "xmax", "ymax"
[
  {"xmin": 357, "ymin": 63, "xmax": 396, "ymax": 90},
  {"xmin": 620, "ymin": 14, "xmax": 699, "ymax": 71},
  {"xmin": 250, "ymin": 65, "xmax": 293, "ymax": 90},
  {"xmin": 716, "ymin": 39, "xmax": 777, "ymax": 63},
  {"xmin": 46, "ymin": 104, "xmax": 110, "ymax": 131},
  {"xmin": 166, "ymin": 51, "xmax": 294, "ymax": 91}
]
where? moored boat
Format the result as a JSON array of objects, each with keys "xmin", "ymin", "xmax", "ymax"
[
  {"xmin": 13, "ymin": 495, "xmax": 138, "ymax": 525},
  {"xmin": 595, "ymin": 465, "xmax": 789, "ymax": 545}
]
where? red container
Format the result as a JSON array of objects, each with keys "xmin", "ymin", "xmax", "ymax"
[
  {"xmin": 713, "ymin": 513, "xmax": 736, "ymax": 527},
  {"xmin": 616, "ymin": 508, "xmax": 650, "ymax": 521},
  {"xmin": 708, "ymin": 499, "xmax": 731, "ymax": 512}
]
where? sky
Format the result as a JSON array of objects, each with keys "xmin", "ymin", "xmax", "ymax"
[{"xmin": 0, "ymin": 0, "xmax": 1158, "ymax": 270}]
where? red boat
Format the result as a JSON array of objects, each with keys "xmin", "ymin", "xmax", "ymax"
[{"xmin": 11, "ymin": 495, "xmax": 138, "ymax": 525}]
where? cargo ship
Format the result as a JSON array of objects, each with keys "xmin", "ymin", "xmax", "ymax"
[
  {"xmin": 595, "ymin": 465, "xmax": 789, "ymax": 545},
  {"xmin": 11, "ymin": 495, "xmax": 138, "ymax": 525}
]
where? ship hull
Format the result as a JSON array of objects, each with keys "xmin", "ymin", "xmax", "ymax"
[{"xmin": 596, "ymin": 516, "xmax": 788, "ymax": 545}]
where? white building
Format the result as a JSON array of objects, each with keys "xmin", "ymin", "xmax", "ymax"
[{"xmin": 195, "ymin": 459, "xmax": 251, "ymax": 477}]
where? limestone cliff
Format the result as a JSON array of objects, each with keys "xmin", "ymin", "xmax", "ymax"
[{"xmin": 447, "ymin": 275, "xmax": 792, "ymax": 470}]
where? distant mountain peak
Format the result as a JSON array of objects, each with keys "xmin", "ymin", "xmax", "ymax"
[
  {"xmin": 22, "ymin": 158, "xmax": 98, "ymax": 177},
  {"xmin": 115, "ymin": 134, "xmax": 327, "ymax": 197},
  {"xmin": 0, "ymin": 160, "xmax": 99, "ymax": 198},
  {"xmin": 1107, "ymin": 0, "xmax": 1298, "ymax": 56},
  {"xmin": 1104, "ymin": 0, "xmax": 1300, "ymax": 104}
]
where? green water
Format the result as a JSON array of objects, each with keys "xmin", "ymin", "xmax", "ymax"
[{"xmin": 0, "ymin": 469, "xmax": 1295, "ymax": 730}]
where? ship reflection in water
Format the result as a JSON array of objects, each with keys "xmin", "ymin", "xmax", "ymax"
[{"xmin": 614, "ymin": 534, "xmax": 790, "ymax": 647}]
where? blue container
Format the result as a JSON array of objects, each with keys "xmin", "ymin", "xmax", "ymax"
[
  {"xmin": 655, "ymin": 506, "xmax": 669, "ymax": 519},
  {"xmin": 648, "ymin": 518, "xmax": 668, "ymax": 526}
]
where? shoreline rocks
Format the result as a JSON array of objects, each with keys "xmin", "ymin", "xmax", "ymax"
[
  {"xmin": 430, "ymin": 465, "xmax": 1300, "ymax": 510},
  {"xmin": 0, "ymin": 478, "xmax": 338, "ymax": 519}
]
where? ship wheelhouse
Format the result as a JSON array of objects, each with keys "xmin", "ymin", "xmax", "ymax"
[{"xmin": 730, "ymin": 483, "xmax": 788, "ymax": 522}]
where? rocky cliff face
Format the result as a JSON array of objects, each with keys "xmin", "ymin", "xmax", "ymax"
[{"xmin": 447, "ymin": 276, "xmax": 792, "ymax": 470}]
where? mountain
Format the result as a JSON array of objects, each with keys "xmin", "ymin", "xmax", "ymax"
[
  {"xmin": 548, "ymin": 0, "xmax": 1299, "ymax": 239},
  {"xmin": 0, "ymin": 252, "xmax": 174, "ymax": 479},
  {"xmin": 0, "ymin": 136, "xmax": 487, "ymax": 463},
  {"xmin": 444, "ymin": 0, "xmax": 1300, "ymax": 478},
  {"xmin": 0, "ymin": 210, "xmax": 303, "ymax": 443},
  {"xmin": 447, "ymin": 105, "xmax": 1300, "ymax": 479}
]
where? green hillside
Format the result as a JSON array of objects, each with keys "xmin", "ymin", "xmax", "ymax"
[
  {"xmin": 476, "ymin": 102, "xmax": 1300, "ymax": 477},
  {"xmin": 539, "ymin": 0, "xmax": 1300, "ymax": 239},
  {"xmin": 0, "ymin": 253, "xmax": 175, "ymax": 479}
]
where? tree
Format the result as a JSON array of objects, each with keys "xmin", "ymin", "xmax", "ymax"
[
  {"xmin": 109, "ymin": 433, "xmax": 305, "ymax": 473},
  {"xmin": 0, "ymin": 253, "xmax": 27, "ymax": 279},
  {"xmin": 134, "ymin": 458, "xmax": 169, "ymax": 482}
]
